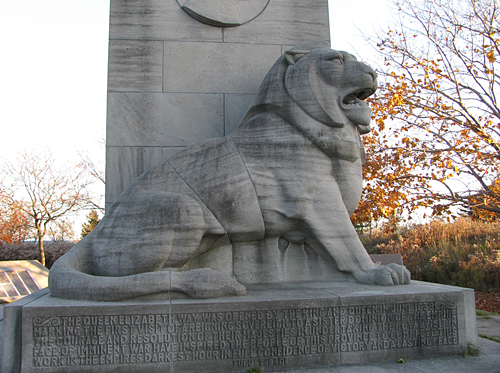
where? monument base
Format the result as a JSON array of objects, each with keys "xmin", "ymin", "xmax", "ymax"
[{"xmin": 3, "ymin": 281, "xmax": 477, "ymax": 373}]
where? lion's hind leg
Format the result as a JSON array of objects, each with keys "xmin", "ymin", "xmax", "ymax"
[
  {"xmin": 49, "ymin": 187, "xmax": 246, "ymax": 300},
  {"xmin": 90, "ymin": 189, "xmax": 209, "ymax": 277}
]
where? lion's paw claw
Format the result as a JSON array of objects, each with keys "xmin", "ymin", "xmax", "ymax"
[
  {"xmin": 175, "ymin": 268, "xmax": 246, "ymax": 299},
  {"xmin": 354, "ymin": 264, "xmax": 411, "ymax": 286}
]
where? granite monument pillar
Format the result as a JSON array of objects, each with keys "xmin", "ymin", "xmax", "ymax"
[{"xmin": 105, "ymin": 0, "xmax": 330, "ymax": 210}]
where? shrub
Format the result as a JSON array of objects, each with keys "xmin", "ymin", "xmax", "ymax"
[
  {"xmin": 361, "ymin": 218, "xmax": 500, "ymax": 293},
  {"xmin": 0, "ymin": 241, "xmax": 73, "ymax": 269}
]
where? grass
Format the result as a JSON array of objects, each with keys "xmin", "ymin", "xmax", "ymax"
[
  {"xmin": 246, "ymin": 367, "xmax": 263, "ymax": 373},
  {"xmin": 461, "ymin": 342, "xmax": 483, "ymax": 357},
  {"xmin": 476, "ymin": 309, "xmax": 492, "ymax": 318},
  {"xmin": 360, "ymin": 218, "xmax": 500, "ymax": 293},
  {"xmin": 479, "ymin": 334, "xmax": 500, "ymax": 343}
]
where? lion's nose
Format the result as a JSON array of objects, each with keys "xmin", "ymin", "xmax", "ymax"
[
  {"xmin": 360, "ymin": 62, "xmax": 377, "ymax": 82},
  {"xmin": 364, "ymin": 68, "xmax": 378, "ymax": 90},
  {"xmin": 365, "ymin": 68, "xmax": 377, "ymax": 83}
]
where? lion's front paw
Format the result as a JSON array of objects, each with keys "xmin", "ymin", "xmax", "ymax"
[
  {"xmin": 353, "ymin": 264, "xmax": 411, "ymax": 286},
  {"xmin": 172, "ymin": 268, "xmax": 246, "ymax": 299}
]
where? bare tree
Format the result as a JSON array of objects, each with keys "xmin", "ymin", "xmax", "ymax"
[
  {"xmin": 2, "ymin": 151, "xmax": 93, "ymax": 265},
  {"xmin": 356, "ymin": 0, "xmax": 500, "ymax": 224},
  {"xmin": 48, "ymin": 219, "xmax": 76, "ymax": 242},
  {"xmin": 79, "ymin": 139, "xmax": 105, "ymax": 213}
]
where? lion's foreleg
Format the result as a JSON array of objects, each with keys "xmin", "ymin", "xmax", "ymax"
[
  {"xmin": 302, "ymin": 181, "xmax": 375, "ymax": 273},
  {"xmin": 306, "ymin": 220, "xmax": 410, "ymax": 286},
  {"xmin": 351, "ymin": 263, "xmax": 411, "ymax": 286}
]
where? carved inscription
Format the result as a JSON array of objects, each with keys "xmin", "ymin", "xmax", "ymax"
[{"xmin": 30, "ymin": 301, "xmax": 458, "ymax": 368}]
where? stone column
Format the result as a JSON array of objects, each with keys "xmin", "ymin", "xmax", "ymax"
[{"xmin": 105, "ymin": 0, "xmax": 330, "ymax": 208}]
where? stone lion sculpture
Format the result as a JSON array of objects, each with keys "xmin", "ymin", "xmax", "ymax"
[{"xmin": 49, "ymin": 41, "xmax": 410, "ymax": 301}]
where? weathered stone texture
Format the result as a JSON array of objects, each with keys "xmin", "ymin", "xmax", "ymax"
[
  {"xmin": 51, "ymin": 45, "xmax": 411, "ymax": 303},
  {"xmin": 105, "ymin": 0, "xmax": 330, "ymax": 206},
  {"xmin": 108, "ymin": 41, "xmax": 164, "ymax": 92},
  {"xmin": 162, "ymin": 42, "xmax": 283, "ymax": 93},
  {"xmin": 179, "ymin": 0, "xmax": 270, "ymax": 27},
  {"xmin": 109, "ymin": 0, "xmax": 224, "ymax": 41},
  {"xmin": 223, "ymin": 94, "xmax": 255, "ymax": 135},
  {"xmin": 106, "ymin": 93, "xmax": 225, "ymax": 146},
  {"xmin": 105, "ymin": 146, "xmax": 164, "ymax": 205},
  {"xmin": 3, "ymin": 282, "xmax": 477, "ymax": 373},
  {"xmin": 223, "ymin": 0, "xmax": 330, "ymax": 44}
]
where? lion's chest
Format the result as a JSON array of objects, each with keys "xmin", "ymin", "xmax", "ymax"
[{"xmin": 233, "ymin": 139, "xmax": 338, "ymax": 233}]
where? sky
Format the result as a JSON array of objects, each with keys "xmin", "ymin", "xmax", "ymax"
[
  {"xmin": 0, "ymin": 0, "xmax": 393, "ymax": 231},
  {"xmin": 0, "ymin": 0, "xmax": 393, "ymax": 159},
  {"xmin": 1, "ymin": 0, "xmax": 110, "ymax": 160}
]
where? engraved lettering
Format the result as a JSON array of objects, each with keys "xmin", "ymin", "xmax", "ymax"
[{"xmin": 30, "ymin": 301, "xmax": 459, "ymax": 368}]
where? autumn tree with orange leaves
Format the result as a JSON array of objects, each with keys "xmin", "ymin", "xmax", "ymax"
[
  {"xmin": 0, "ymin": 188, "xmax": 30, "ymax": 244},
  {"xmin": 354, "ymin": 0, "xmax": 500, "ymax": 227}
]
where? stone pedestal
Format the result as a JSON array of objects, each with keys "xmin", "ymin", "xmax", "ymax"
[{"xmin": 3, "ymin": 281, "xmax": 477, "ymax": 373}]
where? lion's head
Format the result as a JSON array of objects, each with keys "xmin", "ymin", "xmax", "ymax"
[
  {"xmin": 240, "ymin": 42, "xmax": 378, "ymax": 157},
  {"xmin": 284, "ymin": 44, "xmax": 377, "ymax": 133}
]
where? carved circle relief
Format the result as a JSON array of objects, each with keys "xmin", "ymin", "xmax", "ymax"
[{"xmin": 177, "ymin": 0, "xmax": 270, "ymax": 27}]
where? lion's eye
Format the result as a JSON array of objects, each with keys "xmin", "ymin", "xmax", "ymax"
[{"xmin": 327, "ymin": 53, "xmax": 344, "ymax": 66}]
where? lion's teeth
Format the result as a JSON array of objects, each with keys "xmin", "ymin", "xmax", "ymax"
[
  {"xmin": 356, "ymin": 89, "xmax": 373, "ymax": 100},
  {"xmin": 343, "ymin": 95, "xmax": 358, "ymax": 105}
]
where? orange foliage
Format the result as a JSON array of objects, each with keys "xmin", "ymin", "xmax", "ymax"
[
  {"xmin": 354, "ymin": 0, "xmax": 500, "ymax": 226},
  {"xmin": 0, "ymin": 193, "xmax": 30, "ymax": 245}
]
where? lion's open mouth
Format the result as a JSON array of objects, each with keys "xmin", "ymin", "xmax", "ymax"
[{"xmin": 342, "ymin": 88, "xmax": 375, "ymax": 106}]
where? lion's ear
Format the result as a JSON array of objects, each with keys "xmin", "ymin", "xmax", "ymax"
[{"xmin": 285, "ymin": 50, "xmax": 309, "ymax": 65}]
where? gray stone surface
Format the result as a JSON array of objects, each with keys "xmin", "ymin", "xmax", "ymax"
[
  {"xmin": 104, "ymin": 146, "xmax": 164, "ymax": 208},
  {"xmin": 477, "ymin": 312, "xmax": 500, "ymax": 340},
  {"xmin": 0, "ymin": 306, "xmax": 3, "ymax": 371},
  {"xmin": 288, "ymin": 337, "xmax": 500, "ymax": 373},
  {"xmin": 50, "ymin": 44, "xmax": 410, "ymax": 302},
  {"xmin": 179, "ymin": 0, "xmax": 270, "ymax": 27},
  {"xmin": 2, "ymin": 289, "xmax": 49, "ymax": 373},
  {"xmin": 107, "ymin": 40, "xmax": 164, "ymax": 92},
  {"xmin": 109, "ymin": 0, "xmax": 224, "ymax": 41},
  {"xmin": 223, "ymin": 0, "xmax": 330, "ymax": 44},
  {"xmin": 105, "ymin": 0, "xmax": 330, "ymax": 206},
  {"xmin": 2, "ymin": 303, "xmax": 498, "ymax": 373},
  {"xmin": 224, "ymin": 93, "xmax": 256, "ymax": 135},
  {"xmin": 106, "ymin": 93, "xmax": 225, "ymax": 146},
  {"xmin": 162, "ymin": 42, "xmax": 283, "ymax": 93},
  {"xmin": 3, "ymin": 281, "xmax": 477, "ymax": 373}
]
